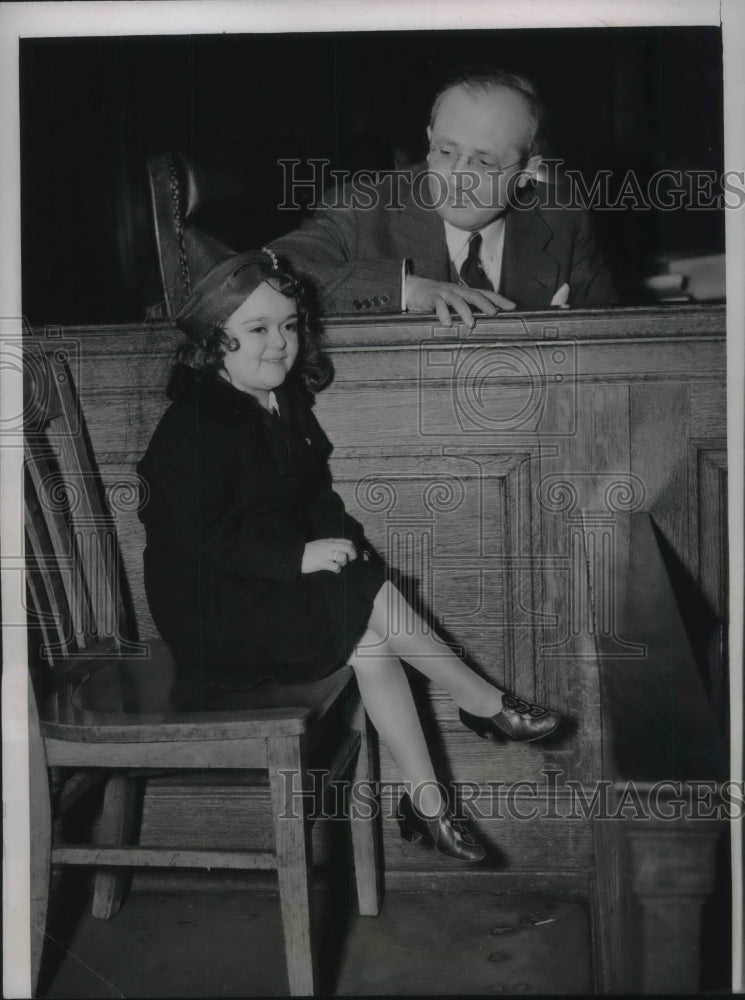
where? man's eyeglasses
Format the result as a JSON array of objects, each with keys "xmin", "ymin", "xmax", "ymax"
[{"xmin": 428, "ymin": 144, "xmax": 523, "ymax": 174}]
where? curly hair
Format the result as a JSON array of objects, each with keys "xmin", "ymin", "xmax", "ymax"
[{"xmin": 174, "ymin": 259, "xmax": 333, "ymax": 394}]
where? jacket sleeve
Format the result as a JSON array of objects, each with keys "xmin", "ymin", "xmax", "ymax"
[
  {"xmin": 270, "ymin": 192, "xmax": 403, "ymax": 315},
  {"xmin": 305, "ymin": 470, "xmax": 368, "ymax": 546},
  {"xmin": 138, "ymin": 412, "xmax": 305, "ymax": 584},
  {"xmin": 295, "ymin": 402, "xmax": 369, "ymax": 545}
]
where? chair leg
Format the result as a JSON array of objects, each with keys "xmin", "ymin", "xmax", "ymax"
[
  {"xmin": 267, "ymin": 735, "xmax": 318, "ymax": 996},
  {"xmin": 349, "ymin": 702, "xmax": 383, "ymax": 916},
  {"xmin": 91, "ymin": 773, "xmax": 138, "ymax": 919}
]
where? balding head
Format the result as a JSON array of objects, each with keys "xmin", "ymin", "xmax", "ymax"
[
  {"xmin": 426, "ymin": 73, "xmax": 545, "ymax": 231},
  {"xmin": 430, "ymin": 69, "xmax": 546, "ymax": 159}
]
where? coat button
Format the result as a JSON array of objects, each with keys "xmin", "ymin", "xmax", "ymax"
[
  {"xmin": 381, "ymin": 294, "xmax": 390, "ymax": 304},
  {"xmin": 362, "ymin": 298, "xmax": 371, "ymax": 308}
]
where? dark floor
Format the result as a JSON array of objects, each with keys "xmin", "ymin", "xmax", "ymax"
[{"xmin": 39, "ymin": 886, "xmax": 592, "ymax": 997}]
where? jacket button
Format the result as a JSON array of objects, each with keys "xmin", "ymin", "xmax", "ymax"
[
  {"xmin": 362, "ymin": 298, "xmax": 371, "ymax": 308},
  {"xmin": 381, "ymin": 294, "xmax": 390, "ymax": 304}
]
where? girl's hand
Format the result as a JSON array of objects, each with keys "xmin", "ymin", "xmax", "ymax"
[{"xmin": 301, "ymin": 538, "xmax": 358, "ymax": 574}]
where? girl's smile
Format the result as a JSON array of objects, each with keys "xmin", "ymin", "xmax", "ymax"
[{"xmin": 220, "ymin": 281, "xmax": 299, "ymax": 407}]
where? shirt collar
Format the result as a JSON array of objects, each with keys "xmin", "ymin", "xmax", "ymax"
[{"xmin": 443, "ymin": 215, "xmax": 506, "ymax": 264}]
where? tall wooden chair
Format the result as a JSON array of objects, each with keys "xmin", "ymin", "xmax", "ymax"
[
  {"xmin": 147, "ymin": 151, "xmax": 194, "ymax": 319},
  {"xmin": 24, "ymin": 340, "xmax": 383, "ymax": 996}
]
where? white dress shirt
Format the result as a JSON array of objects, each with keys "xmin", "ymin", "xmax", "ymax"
[
  {"xmin": 400, "ymin": 215, "xmax": 506, "ymax": 310},
  {"xmin": 444, "ymin": 216, "xmax": 506, "ymax": 293}
]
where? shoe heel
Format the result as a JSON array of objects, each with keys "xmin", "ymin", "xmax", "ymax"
[
  {"xmin": 398, "ymin": 820, "xmax": 425, "ymax": 845},
  {"xmin": 470, "ymin": 720, "xmax": 500, "ymax": 741},
  {"xmin": 460, "ymin": 709, "xmax": 503, "ymax": 742}
]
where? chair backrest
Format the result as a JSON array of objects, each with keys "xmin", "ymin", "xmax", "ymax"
[
  {"xmin": 147, "ymin": 151, "xmax": 197, "ymax": 319},
  {"xmin": 24, "ymin": 339, "xmax": 145, "ymax": 676}
]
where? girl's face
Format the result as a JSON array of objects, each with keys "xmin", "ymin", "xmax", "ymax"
[{"xmin": 220, "ymin": 281, "xmax": 299, "ymax": 405}]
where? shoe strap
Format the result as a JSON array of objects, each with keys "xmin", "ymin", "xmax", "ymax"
[
  {"xmin": 502, "ymin": 694, "xmax": 549, "ymax": 717},
  {"xmin": 442, "ymin": 814, "xmax": 479, "ymax": 847}
]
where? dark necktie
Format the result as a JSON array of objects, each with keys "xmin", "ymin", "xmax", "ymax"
[{"xmin": 459, "ymin": 232, "xmax": 493, "ymax": 291}]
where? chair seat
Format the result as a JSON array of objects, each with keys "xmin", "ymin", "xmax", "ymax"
[{"xmin": 43, "ymin": 635, "xmax": 354, "ymax": 743}]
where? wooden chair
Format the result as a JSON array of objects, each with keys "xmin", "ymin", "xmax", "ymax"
[
  {"xmin": 147, "ymin": 151, "xmax": 194, "ymax": 319},
  {"xmin": 24, "ymin": 339, "xmax": 383, "ymax": 997}
]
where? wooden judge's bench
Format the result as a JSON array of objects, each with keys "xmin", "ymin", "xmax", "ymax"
[{"xmin": 30, "ymin": 303, "xmax": 728, "ymax": 993}]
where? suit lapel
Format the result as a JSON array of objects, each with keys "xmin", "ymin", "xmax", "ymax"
[
  {"xmin": 501, "ymin": 201, "xmax": 561, "ymax": 308},
  {"xmin": 394, "ymin": 171, "xmax": 563, "ymax": 307}
]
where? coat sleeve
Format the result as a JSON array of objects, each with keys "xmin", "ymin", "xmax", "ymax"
[
  {"xmin": 138, "ymin": 411, "xmax": 305, "ymax": 584},
  {"xmin": 295, "ymin": 403, "xmax": 369, "ymax": 545},
  {"xmin": 305, "ymin": 470, "xmax": 368, "ymax": 546},
  {"xmin": 270, "ymin": 192, "xmax": 403, "ymax": 315}
]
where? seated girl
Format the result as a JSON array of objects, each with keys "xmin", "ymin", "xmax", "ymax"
[{"xmin": 137, "ymin": 247, "xmax": 561, "ymax": 863}]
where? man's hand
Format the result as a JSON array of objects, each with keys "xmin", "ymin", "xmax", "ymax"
[
  {"xmin": 301, "ymin": 538, "xmax": 359, "ymax": 574},
  {"xmin": 405, "ymin": 274, "xmax": 516, "ymax": 328}
]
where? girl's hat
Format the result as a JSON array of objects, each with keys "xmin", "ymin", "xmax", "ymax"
[{"xmin": 175, "ymin": 228, "xmax": 286, "ymax": 341}]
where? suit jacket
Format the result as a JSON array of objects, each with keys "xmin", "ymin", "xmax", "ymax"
[{"xmin": 271, "ymin": 164, "xmax": 619, "ymax": 314}]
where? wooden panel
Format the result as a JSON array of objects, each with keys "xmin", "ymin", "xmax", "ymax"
[
  {"xmin": 29, "ymin": 310, "xmax": 728, "ymax": 1000},
  {"xmin": 690, "ymin": 381, "xmax": 727, "ymax": 439},
  {"xmin": 534, "ymin": 382, "xmax": 631, "ymax": 781},
  {"xmin": 690, "ymin": 445, "xmax": 728, "ymax": 615},
  {"xmin": 29, "ymin": 306, "xmax": 726, "ymax": 891},
  {"xmin": 332, "ymin": 452, "xmax": 539, "ymax": 695},
  {"xmin": 630, "ymin": 382, "xmax": 689, "ymax": 560},
  {"xmin": 688, "ymin": 443, "xmax": 728, "ymax": 733},
  {"xmin": 593, "ymin": 515, "xmax": 723, "ymax": 781},
  {"xmin": 52, "ymin": 303, "xmax": 724, "ymax": 350},
  {"xmin": 377, "ymin": 732, "xmax": 576, "ymax": 784},
  {"xmin": 133, "ymin": 778, "xmax": 594, "ymax": 871}
]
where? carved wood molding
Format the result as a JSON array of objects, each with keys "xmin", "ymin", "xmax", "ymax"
[
  {"xmin": 330, "ymin": 451, "xmax": 540, "ymax": 696},
  {"xmin": 30, "ymin": 302, "xmax": 725, "ymax": 351}
]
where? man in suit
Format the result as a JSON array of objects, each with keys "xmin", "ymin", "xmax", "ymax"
[{"xmin": 271, "ymin": 68, "xmax": 618, "ymax": 325}]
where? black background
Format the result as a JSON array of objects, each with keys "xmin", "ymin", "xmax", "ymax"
[{"xmin": 20, "ymin": 26, "xmax": 724, "ymax": 325}]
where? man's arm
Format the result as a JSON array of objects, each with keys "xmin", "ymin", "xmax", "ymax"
[
  {"xmin": 270, "ymin": 204, "xmax": 403, "ymax": 314},
  {"xmin": 272, "ymin": 205, "xmax": 516, "ymax": 324}
]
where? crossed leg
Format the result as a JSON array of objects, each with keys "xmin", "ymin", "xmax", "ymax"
[
  {"xmin": 365, "ymin": 580, "xmax": 504, "ymax": 716},
  {"xmin": 348, "ymin": 629, "xmax": 445, "ymax": 818},
  {"xmin": 348, "ymin": 581, "xmax": 508, "ymax": 818}
]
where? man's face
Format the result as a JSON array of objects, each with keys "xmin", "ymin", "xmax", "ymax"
[{"xmin": 426, "ymin": 84, "xmax": 541, "ymax": 231}]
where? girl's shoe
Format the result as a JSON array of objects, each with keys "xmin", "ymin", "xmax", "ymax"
[
  {"xmin": 397, "ymin": 792, "xmax": 486, "ymax": 863},
  {"xmin": 459, "ymin": 693, "xmax": 561, "ymax": 743}
]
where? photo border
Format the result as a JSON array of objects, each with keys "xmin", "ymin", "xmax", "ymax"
[{"xmin": 1, "ymin": 2, "xmax": 741, "ymax": 995}]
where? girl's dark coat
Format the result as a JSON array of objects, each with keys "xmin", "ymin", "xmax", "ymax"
[{"xmin": 137, "ymin": 364, "xmax": 385, "ymax": 692}]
